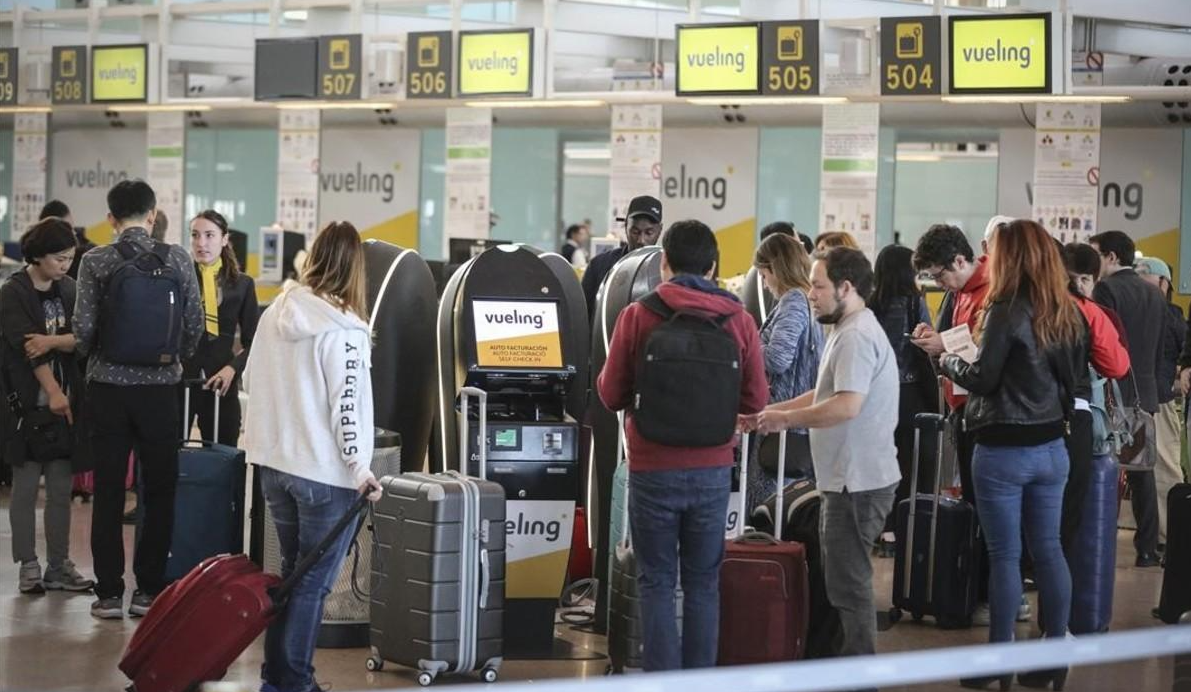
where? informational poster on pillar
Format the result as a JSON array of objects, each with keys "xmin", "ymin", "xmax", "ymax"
[
  {"xmin": 609, "ymin": 105, "xmax": 662, "ymax": 239},
  {"xmin": 819, "ymin": 102, "xmax": 880, "ymax": 258},
  {"xmin": 146, "ymin": 112, "xmax": 185, "ymax": 246},
  {"xmin": 660, "ymin": 128, "xmax": 758, "ymax": 278},
  {"xmin": 444, "ymin": 107, "xmax": 492, "ymax": 254},
  {"xmin": 1031, "ymin": 103, "xmax": 1101, "ymax": 244},
  {"xmin": 318, "ymin": 128, "xmax": 421, "ymax": 249},
  {"xmin": 504, "ymin": 500, "xmax": 575, "ymax": 598},
  {"xmin": 472, "ymin": 299, "xmax": 563, "ymax": 369},
  {"xmin": 276, "ymin": 109, "xmax": 321, "ymax": 241},
  {"xmin": 50, "ymin": 127, "xmax": 146, "ymax": 245},
  {"xmin": 12, "ymin": 113, "xmax": 47, "ymax": 239}
]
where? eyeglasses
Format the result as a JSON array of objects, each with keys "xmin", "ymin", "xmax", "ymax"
[{"xmin": 924, "ymin": 267, "xmax": 948, "ymax": 283}]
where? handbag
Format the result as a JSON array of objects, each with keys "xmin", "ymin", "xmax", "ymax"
[
  {"xmin": 1112, "ymin": 374, "xmax": 1157, "ymax": 471},
  {"xmin": 21, "ymin": 407, "xmax": 73, "ymax": 463}
]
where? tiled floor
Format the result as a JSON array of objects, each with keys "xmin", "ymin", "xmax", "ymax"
[{"xmin": 0, "ymin": 488, "xmax": 1178, "ymax": 691}]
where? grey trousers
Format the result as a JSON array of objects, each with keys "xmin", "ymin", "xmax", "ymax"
[
  {"xmin": 821, "ymin": 484, "xmax": 897, "ymax": 663},
  {"xmin": 9, "ymin": 458, "xmax": 73, "ymax": 567}
]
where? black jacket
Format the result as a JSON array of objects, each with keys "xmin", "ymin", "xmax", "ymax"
[
  {"xmin": 182, "ymin": 267, "xmax": 259, "ymax": 384},
  {"xmin": 940, "ymin": 296, "xmax": 1088, "ymax": 434},
  {"xmin": 1092, "ymin": 269, "xmax": 1165, "ymax": 413},
  {"xmin": 1159, "ymin": 303, "xmax": 1187, "ymax": 405},
  {"xmin": 581, "ymin": 244, "xmax": 628, "ymax": 321},
  {"xmin": 0, "ymin": 270, "xmax": 89, "ymax": 468}
]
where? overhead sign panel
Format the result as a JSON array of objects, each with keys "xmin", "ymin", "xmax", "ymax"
[
  {"xmin": 255, "ymin": 38, "xmax": 319, "ymax": 101},
  {"xmin": 676, "ymin": 23, "xmax": 761, "ymax": 96},
  {"xmin": 407, "ymin": 31, "xmax": 453, "ymax": 99},
  {"xmin": 881, "ymin": 16, "xmax": 940, "ymax": 95},
  {"xmin": 317, "ymin": 34, "xmax": 362, "ymax": 100},
  {"xmin": 760, "ymin": 20, "xmax": 819, "ymax": 95},
  {"xmin": 51, "ymin": 45, "xmax": 88, "ymax": 105},
  {"xmin": 91, "ymin": 44, "xmax": 148, "ymax": 103},
  {"xmin": 0, "ymin": 49, "xmax": 16, "ymax": 105},
  {"xmin": 949, "ymin": 13, "xmax": 1052, "ymax": 94},
  {"xmin": 457, "ymin": 29, "xmax": 534, "ymax": 97}
]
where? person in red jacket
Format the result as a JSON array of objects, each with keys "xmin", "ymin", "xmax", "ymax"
[{"xmin": 597, "ymin": 219, "xmax": 767, "ymax": 672}]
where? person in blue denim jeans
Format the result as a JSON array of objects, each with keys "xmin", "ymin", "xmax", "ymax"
[
  {"xmin": 940, "ymin": 220, "xmax": 1088, "ymax": 692},
  {"xmin": 597, "ymin": 220, "xmax": 769, "ymax": 671},
  {"xmin": 243, "ymin": 222, "xmax": 384, "ymax": 692}
]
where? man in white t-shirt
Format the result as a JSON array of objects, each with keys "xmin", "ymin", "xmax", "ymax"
[{"xmin": 753, "ymin": 247, "xmax": 899, "ymax": 674}]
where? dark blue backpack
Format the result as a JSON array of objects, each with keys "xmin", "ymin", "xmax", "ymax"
[{"xmin": 99, "ymin": 240, "xmax": 184, "ymax": 366}]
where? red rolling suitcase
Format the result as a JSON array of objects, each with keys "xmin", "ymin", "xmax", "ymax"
[
  {"xmin": 718, "ymin": 431, "xmax": 810, "ymax": 665},
  {"xmin": 119, "ymin": 494, "xmax": 368, "ymax": 692}
]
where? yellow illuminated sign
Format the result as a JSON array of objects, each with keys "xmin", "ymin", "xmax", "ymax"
[
  {"xmin": 676, "ymin": 23, "xmax": 760, "ymax": 95},
  {"xmin": 949, "ymin": 14, "xmax": 1051, "ymax": 94},
  {"xmin": 91, "ymin": 45, "xmax": 148, "ymax": 102},
  {"xmin": 458, "ymin": 30, "xmax": 533, "ymax": 97}
]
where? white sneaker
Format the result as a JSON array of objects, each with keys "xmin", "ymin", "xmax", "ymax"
[
  {"xmin": 1017, "ymin": 594, "xmax": 1033, "ymax": 622},
  {"xmin": 972, "ymin": 602, "xmax": 991, "ymax": 626},
  {"xmin": 43, "ymin": 560, "xmax": 95, "ymax": 592},
  {"xmin": 18, "ymin": 561, "xmax": 45, "ymax": 595}
]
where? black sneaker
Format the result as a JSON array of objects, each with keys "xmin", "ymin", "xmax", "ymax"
[
  {"xmin": 91, "ymin": 596, "xmax": 124, "ymax": 619},
  {"xmin": 129, "ymin": 590, "xmax": 155, "ymax": 617}
]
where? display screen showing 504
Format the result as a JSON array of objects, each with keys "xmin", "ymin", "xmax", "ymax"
[{"xmin": 472, "ymin": 299, "xmax": 563, "ymax": 369}]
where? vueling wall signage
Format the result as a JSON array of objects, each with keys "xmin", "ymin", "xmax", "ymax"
[
  {"xmin": 457, "ymin": 29, "xmax": 534, "ymax": 97},
  {"xmin": 676, "ymin": 23, "xmax": 761, "ymax": 96},
  {"xmin": 949, "ymin": 13, "xmax": 1052, "ymax": 94},
  {"xmin": 51, "ymin": 46, "xmax": 88, "ymax": 105},
  {"xmin": 880, "ymin": 16, "xmax": 940, "ymax": 95}
]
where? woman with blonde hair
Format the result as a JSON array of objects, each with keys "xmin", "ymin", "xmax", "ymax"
[
  {"xmin": 940, "ymin": 220, "xmax": 1086, "ymax": 691},
  {"xmin": 243, "ymin": 221, "xmax": 383, "ymax": 692},
  {"xmin": 749, "ymin": 233, "xmax": 825, "ymax": 509}
]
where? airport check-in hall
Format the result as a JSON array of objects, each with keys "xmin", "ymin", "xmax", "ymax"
[{"xmin": 0, "ymin": 1, "xmax": 1189, "ymax": 692}]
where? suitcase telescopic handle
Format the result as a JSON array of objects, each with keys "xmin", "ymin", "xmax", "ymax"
[
  {"xmin": 272, "ymin": 493, "xmax": 369, "ymax": 607},
  {"xmin": 735, "ymin": 432, "xmax": 750, "ymax": 539},
  {"xmin": 774, "ymin": 430, "xmax": 787, "ymax": 542},
  {"xmin": 182, "ymin": 377, "xmax": 221, "ymax": 445},
  {"xmin": 459, "ymin": 387, "xmax": 488, "ymax": 481}
]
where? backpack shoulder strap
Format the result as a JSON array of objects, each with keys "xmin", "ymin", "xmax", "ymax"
[
  {"xmin": 114, "ymin": 240, "xmax": 138, "ymax": 261},
  {"xmin": 150, "ymin": 242, "xmax": 171, "ymax": 263},
  {"xmin": 639, "ymin": 291, "xmax": 674, "ymax": 320}
]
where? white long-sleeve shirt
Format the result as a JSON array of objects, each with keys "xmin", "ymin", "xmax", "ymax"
[{"xmin": 242, "ymin": 284, "xmax": 375, "ymax": 490}]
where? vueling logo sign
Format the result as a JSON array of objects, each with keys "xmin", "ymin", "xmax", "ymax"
[
  {"xmin": 483, "ymin": 309, "xmax": 544, "ymax": 329},
  {"xmin": 505, "ymin": 512, "xmax": 562, "ymax": 542}
]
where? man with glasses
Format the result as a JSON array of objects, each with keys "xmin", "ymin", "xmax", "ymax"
[
  {"xmin": 582, "ymin": 196, "xmax": 663, "ymax": 319},
  {"xmin": 907, "ymin": 223, "xmax": 1012, "ymax": 628}
]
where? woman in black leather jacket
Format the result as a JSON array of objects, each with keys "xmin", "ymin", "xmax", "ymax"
[{"xmin": 940, "ymin": 220, "xmax": 1085, "ymax": 692}]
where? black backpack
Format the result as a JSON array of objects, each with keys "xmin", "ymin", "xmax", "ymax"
[
  {"xmin": 632, "ymin": 291, "xmax": 742, "ymax": 447},
  {"xmin": 99, "ymin": 240, "xmax": 185, "ymax": 366}
]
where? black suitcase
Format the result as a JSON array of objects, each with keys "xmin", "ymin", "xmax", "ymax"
[
  {"xmin": 890, "ymin": 413, "xmax": 980, "ymax": 629},
  {"xmin": 1157, "ymin": 482, "xmax": 1191, "ymax": 624},
  {"xmin": 367, "ymin": 388, "xmax": 505, "ymax": 685}
]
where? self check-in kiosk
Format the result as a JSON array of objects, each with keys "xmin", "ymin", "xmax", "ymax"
[
  {"xmin": 436, "ymin": 244, "xmax": 589, "ymax": 658},
  {"xmin": 586, "ymin": 246, "xmax": 662, "ymax": 634},
  {"xmin": 364, "ymin": 239, "xmax": 438, "ymax": 470},
  {"xmin": 258, "ymin": 227, "xmax": 306, "ymax": 284}
]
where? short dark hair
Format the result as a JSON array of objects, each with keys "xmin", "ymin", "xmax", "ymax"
[
  {"xmin": 21, "ymin": 217, "xmax": 77, "ymax": 264},
  {"xmin": 565, "ymin": 224, "xmax": 583, "ymax": 240},
  {"xmin": 913, "ymin": 224, "xmax": 973, "ymax": 271},
  {"xmin": 662, "ymin": 219, "xmax": 718, "ymax": 276},
  {"xmin": 822, "ymin": 247, "xmax": 874, "ymax": 300},
  {"xmin": 797, "ymin": 233, "xmax": 815, "ymax": 255},
  {"xmin": 107, "ymin": 179, "xmax": 157, "ymax": 222},
  {"xmin": 760, "ymin": 221, "xmax": 796, "ymax": 241},
  {"xmin": 1088, "ymin": 230, "xmax": 1135, "ymax": 267},
  {"xmin": 39, "ymin": 200, "xmax": 71, "ymax": 221}
]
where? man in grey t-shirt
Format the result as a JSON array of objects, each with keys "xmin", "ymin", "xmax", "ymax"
[{"xmin": 753, "ymin": 247, "xmax": 899, "ymax": 674}]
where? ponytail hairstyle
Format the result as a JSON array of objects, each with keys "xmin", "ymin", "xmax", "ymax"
[
  {"xmin": 191, "ymin": 209, "xmax": 241, "ymax": 284},
  {"xmin": 302, "ymin": 221, "xmax": 368, "ymax": 321}
]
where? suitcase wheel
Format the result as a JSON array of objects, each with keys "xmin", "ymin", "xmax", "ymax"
[
  {"xmin": 912, "ymin": 611, "xmax": 924, "ymax": 622},
  {"xmin": 481, "ymin": 667, "xmax": 498, "ymax": 684},
  {"xmin": 417, "ymin": 672, "xmax": 435, "ymax": 687},
  {"xmin": 365, "ymin": 656, "xmax": 383, "ymax": 672},
  {"xmin": 887, "ymin": 608, "xmax": 903, "ymax": 625}
]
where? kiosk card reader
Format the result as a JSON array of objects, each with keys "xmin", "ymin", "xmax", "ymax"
[{"xmin": 437, "ymin": 245, "xmax": 589, "ymax": 659}]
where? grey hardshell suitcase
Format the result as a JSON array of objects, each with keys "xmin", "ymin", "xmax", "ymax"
[{"xmin": 368, "ymin": 388, "xmax": 506, "ymax": 686}]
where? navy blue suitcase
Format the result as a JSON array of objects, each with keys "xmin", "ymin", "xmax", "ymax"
[
  {"xmin": 1067, "ymin": 453, "xmax": 1117, "ymax": 634},
  {"xmin": 164, "ymin": 383, "xmax": 247, "ymax": 582}
]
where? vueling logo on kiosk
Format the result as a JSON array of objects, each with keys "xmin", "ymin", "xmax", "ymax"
[{"xmin": 472, "ymin": 299, "xmax": 562, "ymax": 368}]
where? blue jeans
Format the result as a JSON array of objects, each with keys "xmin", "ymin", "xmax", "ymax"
[
  {"xmin": 259, "ymin": 468, "xmax": 359, "ymax": 692},
  {"xmin": 629, "ymin": 465, "xmax": 731, "ymax": 671},
  {"xmin": 973, "ymin": 439, "xmax": 1071, "ymax": 644}
]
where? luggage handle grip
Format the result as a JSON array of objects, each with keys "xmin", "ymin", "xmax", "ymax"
[
  {"xmin": 774, "ymin": 430, "xmax": 787, "ymax": 542},
  {"xmin": 479, "ymin": 547, "xmax": 491, "ymax": 610},
  {"xmin": 734, "ymin": 530, "xmax": 780, "ymax": 546},
  {"xmin": 459, "ymin": 387, "xmax": 487, "ymax": 481},
  {"xmin": 735, "ymin": 432, "xmax": 750, "ymax": 539},
  {"xmin": 182, "ymin": 377, "xmax": 222, "ymax": 445},
  {"xmin": 272, "ymin": 493, "xmax": 369, "ymax": 607}
]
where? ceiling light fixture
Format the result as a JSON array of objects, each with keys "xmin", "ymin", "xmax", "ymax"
[
  {"xmin": 686, "ymin": 96, "xmax": 849, "ymax": 106},
  {"xmin": 275, "ymin": 101, "xmax": 396, "ymax": 110},
  {"xmin": 107, "ymin": 104, "xmax": 214, "ymax": 113},
  {"xmin": 0, "ymin": 106, "xmax": 52, "ymax": 114},
  {"xmin": 941, "ymin": 95, "xmax": 1132, "ymax": 104},
  {"xmin": 465, "ymin": 99, "xmax": 606, "ymax": 109}
]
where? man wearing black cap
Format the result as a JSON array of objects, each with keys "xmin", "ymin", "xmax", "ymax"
[{"xmin": 582, "ymin": 195, "xmax": 663, "ymax": 319}]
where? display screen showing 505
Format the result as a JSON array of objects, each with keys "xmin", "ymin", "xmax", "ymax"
[{"xmin": 472, "ymin": 299, "xmax": 563, "ymax": 369}]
